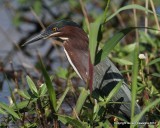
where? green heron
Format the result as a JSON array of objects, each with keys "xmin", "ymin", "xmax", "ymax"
[{"xmin": 23, "ymin": 20, "xmax": 144, "ymax": 122}]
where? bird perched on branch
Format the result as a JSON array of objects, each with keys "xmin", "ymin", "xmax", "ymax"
[{"xmin": 23, "ymin": 20, "xmax": 145, "ymax": 125}]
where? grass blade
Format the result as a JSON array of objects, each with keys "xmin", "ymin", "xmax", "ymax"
[
  {"xmin": 105, "ymin": 4, "xmax": 160, "ymax": 22},
  {"xmin": 56, "ymin": 86, "xmax": 70, "ymax": 111},
  {"xmin": 39, "ymin": 56, "xmax": 57, "ymax": 111},
  {"xmin": 96, "ymin": 27, "xmax": 159, "ymax": 64},
  {"xmin": 96, "ymin": 27, "xmax": 134, "ymax": 64},
  {"xmin": 89, "ymin": 20, "xmax": 101, "ymax": 64},
  {"xmin": 131, "ymin": 44, "xmax": 139, "ymax": 126},
  {"xmin": 99, "ymin": 80, "xmax": 123, "ymax": 106},
  {"xmin": 75, "ymin": 88, "xmax": 89, "ymax": 115}
]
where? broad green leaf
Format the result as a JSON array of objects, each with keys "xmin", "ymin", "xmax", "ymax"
[
  {"xmin": 147, "ymin": 58, "xmax": 160, "ymax": 66},
  {"xmin": 12, "ymin": 101, "xmax": 30, "ymax": 109},
  {"xmin": 89, "ymin": 22, "xmax": 101, "ymax": 64},
  {"xmin": 58, "ymin": 115, "xmax": 84, "ymax": 128},
  {"xmin": 39, "ymin": 56, "xmax": 57, "ymax": 111},
  {"xmin": 39, "ymin": 84, "xmax": 47, "ymax": 96},
  {"xmin": 17, "ymin": 90, "xmax": 31, "ymax": 99},
  {"xmin": 99, "ymin": 80, "xmax": 123, "ymax": 106},
  {"xmin": 75, "ymin": 87, "xmax": 90, "ymax": 115},
  {"xmin": 26, "ymin": 76, "xmax": 38, "ymax": 96},
  {"xmin": 112, "ymin": 58, "xmax": 133, "ymax": 65},
  {"xmin": 105, "ymin": 4, "xmax": 159, "ymax": 22},
  {"xmin": 0, "ymin": 102, "xmax": 20, "ymax": 119},
  {"xmin": 56, "ymin": 67, "xmax": 68, "ymax": 80},
  {"xmin": 56, "ymin": 86, "xmax": 70, "ymax": 111},
  {"xmin": 96, "ymin": 27, "xmax": 135, "ymax": 64},
  {"xmin": 122, "ymin": 43, "xmax": 136, "ymax": 53},
  {"xmin": 96, "ymin": 27, "xmax": 158, "ymax": 64}
]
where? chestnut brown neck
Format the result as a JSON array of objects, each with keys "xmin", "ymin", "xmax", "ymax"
[{"xmin": 61, "ymin": 26, "xmax": 92, "ymax": 83}]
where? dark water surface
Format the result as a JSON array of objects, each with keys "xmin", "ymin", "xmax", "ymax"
[{"xmin": 0, "ymin": 3, "xmax": 69, "ymax": 104}]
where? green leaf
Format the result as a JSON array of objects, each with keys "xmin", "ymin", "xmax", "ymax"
[
  {"xmin": 58, "ymin": 115, "xmax": 84, "ymax": 128},
  {"xmin": 56, "ymin": 67, "xmax": 68, "ymax": 79},
  {"xmin": 93, "ymin": 100, "xmax": 100, "ymax": 120},
  {"xmin": 96, "ymin": 27, "xmax": 159, "ymax": 64},
  {"xmin": 39, "ymin": 84, "xmax": 47, "ymax": 96},
  {"xmin": 89, "ymin": 23, "xmax": 100, "ymax": 64},
  {"xmin": 122, "ymin": 43, "xmax": 136, "ymax": 53},
  {"xmin": 75, "ymin": 87, "xmax": 90, "ymax": 115},
  {"xmin": 39, "ymin": 56, "xmax": 57, "ymax": 111},
  {"xmin": 0, "ymin": 102, "xmax": 21, "ymax": 119},
  {"xmin": 147, "ymin": 58, "xmax": 160, "ymax": 66},
  {"xmin": 12, "ymin": 101, "xmax": 30, "ymax": 109},
  {"xmin": 99, "ymin": 80, "xmax": 123, "ymax": 106},
  {"xmin": 140, "ymin": 32, "xmax": 157, "ymax": 48},
  {"xmin": 96, "ymin": 27, "xmax": 134, "ymax": 64},
  {"xmin": 26, "ymin": 76, "xmax": 38, "ymax": 96},
  {"xmin": 112, "ymin": 58, "xmax": 133, "ymax": 65},
  {"xmin": 105, "ymin": 4, "xmax": 159, "ymax": 22},
  {"xmin": 56, "ymin": 86, "xmax": 70, "ymax": 111},
  {"xmin": 17, "ymin": 90, "xmax": 31, "ymax": 99},
  {"xmin": 151, "ymin": 73, "xmax": 160, "ymax": 77},
  {"xmin": 131, "ymin": 44, "xmax": 139, "ymax": 125}
]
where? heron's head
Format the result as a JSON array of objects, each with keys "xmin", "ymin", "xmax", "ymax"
[{"xmin": 23, "ymin": 20, "xmax": 92, "ymax": 85}]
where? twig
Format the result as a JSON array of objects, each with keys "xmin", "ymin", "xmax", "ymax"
[
  {"xmin": 150, "ymin": 0, "xmax": 160, "ymax": 30},
  {"xmin": 79, "ymin": 0, "xmax": 90, "ymax": 32},
  {"xmin": 145, "ymin": 0, "xmax": 149, "ymax": 34}
]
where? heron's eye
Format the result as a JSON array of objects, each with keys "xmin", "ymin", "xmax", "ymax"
[{"xmin": 53, "ymin": 27, "xmax": 58, "ymax": 32}]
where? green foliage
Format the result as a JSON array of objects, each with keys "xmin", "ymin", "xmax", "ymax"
[
  {"xmin": 58, "ymin": 115, "xmax": 85, "ymax": 128},
  {"xmin": 56, "ymin": 86, "xmax": 70, "ymax": 111},
  {"xmin": 56, "ymin": 67, "xmax": 68, "ymax": 80},
  {"xmin": 26, "ymin": 76, "xmax": 38, "ymax": 97},
  {"xmin": 33, "ymin": 1, "xmax": 42, "ymax": 14},
  {"xmin": 39, "ymin": 56, "xmax": 57, "ymax": 111},
  {"xmin": 0, "ymin": 102, "xmax": 20, "ymax": 119},
  {"xmin": 75, "ymin": 87, "xmax": 90, "ymax": 114},
  {"xmin": 89, "ymin": 17, "xmax": 102, "ymax": 64}
]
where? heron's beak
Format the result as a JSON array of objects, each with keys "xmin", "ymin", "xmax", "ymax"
[{"xmin": 22, "ymin": 31, "xmax": 50, "ymax": 46}]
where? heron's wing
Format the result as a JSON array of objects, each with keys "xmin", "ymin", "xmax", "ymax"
[
  {"xmin": 63, "ymin": 39, "xmax": 89, "ymax": 82},
  {"xmin": 93, "ymin": 58, "xmax": 145, "ymax": 122}
]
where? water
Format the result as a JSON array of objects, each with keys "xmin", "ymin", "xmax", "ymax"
[{"xmin": 0, "ymin": 2, "xmax": 69, "ymax": 104}]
